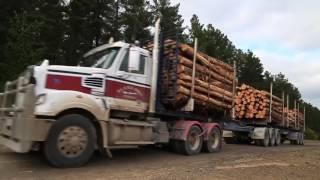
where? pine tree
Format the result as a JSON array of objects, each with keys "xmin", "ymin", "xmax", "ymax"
[
  {"xmin": 151, "ymin": 0, "xmax": 185, "ymax": 37},
  {"xmin": 120, "ymin": 0, "xmax": 153, "ymax": 44},
  {"xmin": 63, "ymin": 0, "xmax": 116, "ymax": 65},
  {"xmin": 238, "ymin": 50, "xmax": 264, "ymax": 88},
  {"xmin": 5, "ymin": 11, "xmax": 46, "ymax": 78},
  {"xmin": 189, "ymin": 15, "xmax": 236, "ymax": 65}
]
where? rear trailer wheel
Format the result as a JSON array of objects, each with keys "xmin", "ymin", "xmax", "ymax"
[
  {"xmin": 203, "ymin": 127, "xmax": 222, "ymax": 153},
  {"xmin": 259, "ymin": 129, "xmax": 269, "ymax": 147},
  {"xmin": 224, "ymin": 137, "xmax": 236, "ymax": 144},
  {"xmin": 269, "ymin": 129, "xmax": 275, "ymax": 146},
  {"xmin": 254, "ymin": 140, "xmax": 261, "ymax": 146},
  {"xmin": 44, "ymin": 114, "xmax": 96, "ymax": 168},
  {"xmin": 275, "ymin": 130, "xmax": 281, "ymax": 146},
  {"xmin": 301, "ymin": 133, "xmax": 305, "ymax": 145},
  {"xmin": 178, "ymin": 125, "xmax": 203, "ymax": 155}
]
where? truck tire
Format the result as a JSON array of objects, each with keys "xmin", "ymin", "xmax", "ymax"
[
  {"xmin": 203, "ymin": 127, "xmax": 222, "ymax": 153},
  {"xmin": 300, "ymin": 133, "xmax": 304, "ymax": 145},
  {"xmin": 177, "ymin": 125, "xmax": 203, "ymax": 155},
  {"xmin": 259, "ymin": 129, "xmax": 269, "ymax": 147},
  {"xmin": 297, "ymin": 133, "xmax": 301, "ymax": 145},
  {"xmin": 254, "ymin": 140, "xmax": 261, "ymax": 146},
  {"xmin": 290, "ymin": 139, "xmax": 298, "ymax": 145},
  {"xmin": 169, "ymin": 140, "xmax": 182, "ymax": 154},
  {"xmin": 224, "ymin": 137, "xmax": 236, "ymax": 144},
  {"xmin": 269, "ymin": 129, "xmax": 275, "ymax": 146},
  {"xmin": 275, "ymin": 130, "xmax": 281, "ymax": 146},
  {"xmin": 298, "ymin": 132, "xmax": 304, "ymax": 145},
  {"xmin": 44, "ymin": 114, "xmax": 96, "ymax": 168}
]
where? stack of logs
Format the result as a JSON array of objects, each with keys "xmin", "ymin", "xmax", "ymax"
[
  {"xmin": 235, "ymin": 84, "xmax": 284, "ymax": 122},
  {"xmin": 284, "ymin": 108, "xmax": 304, "ymax": 129},
  {"xmin": 146, "ymin": 39, "xmax": 235, "ymax": 112}
]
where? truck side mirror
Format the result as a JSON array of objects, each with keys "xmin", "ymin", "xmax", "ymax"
[{"xmin": 128, "ymin": 48, "xmax": 140, "ymax": 73}]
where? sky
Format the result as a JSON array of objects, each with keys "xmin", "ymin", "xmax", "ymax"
[{"xmin": 171, "ymin": 0, "xmax": 320, "ymax": 108}]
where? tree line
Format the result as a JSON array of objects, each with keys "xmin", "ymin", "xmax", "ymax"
[{"xmin": 0, "ymin": 0, "xmax": 319, "ymax": 138}]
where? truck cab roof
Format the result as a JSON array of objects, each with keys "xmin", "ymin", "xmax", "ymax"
[{"xmin": 83, "ymin": 41, "xmax": 150, "ymax": 58}]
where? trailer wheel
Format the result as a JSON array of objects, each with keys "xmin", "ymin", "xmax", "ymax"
[
  {"xmin": 300, "ymin": 133, "xmax": 304, "ymax": 145},
  {"xmin": 254, "ymin": 140, "xmax": 261, "ymax": 146},
  {"xmin": 298, "ymin": 132, "xmax": 304, "ymax": 145},
  {"xmin": 44, "ymin": 114, "xmax": 96, "ymax": 168},
  {"xmin": 178, "ymin": 125, "xmax": 203, "ymax": 155},
  {"xmin": 269, "ymin": 129, "xmax": 275, "ymax": 146},
  {"xmin": 259, "ymin": 129, "xmax": 269, "ymax": 147},
  {"xmin": 224, "ymin": 137, "xmax": 236, "ymax": 144},
  {"xmin": 290, "ymin": 139, "xmax": 298, "ymax": 145},
  {"xmin": 275, "ymin": 130, "xmax": 281, "ymax": 146},
  {"xmin": 203, "ymin": 127, "xmax": 221, "ymax": 153},
  {"xmin": 169, "ymin": 140, "xmax": 181, "ymax": 154}
]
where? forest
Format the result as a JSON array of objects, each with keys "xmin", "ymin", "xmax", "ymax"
[{"xmin": 0, "ymin": 0, "xmax": 319, "ymax": 139}]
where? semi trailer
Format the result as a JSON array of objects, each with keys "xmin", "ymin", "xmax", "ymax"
[
  {"xmin": 0, "ymin": 18, "xmax": 233, "ymax": 167},
  {"xmin": 223, "ymin": 83, "xmax": 305, "ymax": 146}
]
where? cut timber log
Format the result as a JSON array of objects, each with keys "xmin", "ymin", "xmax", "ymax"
[
  {"xmin": 235, "ymin": 84, "xmax": 284, "ymax": 122},
  {"xmin": 177, "ymin": 86, "xmax": 232, "ymax": 109},
  {"xmin": 149, "ymin": 39, "xmax": 236, "ymax": 114}
]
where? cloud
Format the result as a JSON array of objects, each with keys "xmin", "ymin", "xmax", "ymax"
[
  {"xmin": 173, "ymin": 0, "xmax": 320, "ymax": 51},
  {"xmin": 254, "ymin": 49, "xmax": 320, "ymax": 107},
  {"xmin": 172, "ymin": 0, "xmax": 320, "ymax": 108}
]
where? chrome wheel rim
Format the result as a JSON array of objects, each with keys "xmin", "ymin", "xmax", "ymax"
[
  {"xmin": 209, "ymin": 131, "xmax": 219, "ymax": 149},
  {"xmin": 57, "ymin": 126, "xmax": 88, "ymax": 158},
  {"xmin": 188, "ymin": 131, "xmax": 201, "ymax": 151}
]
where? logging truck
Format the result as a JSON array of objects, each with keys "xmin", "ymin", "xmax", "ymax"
[
  {"xmin": 0, "ymin": 18, "xmax": 229, "ymax": 167},
  {"xmin": 223, "ymin": 84, "xmax": 305, "ymax": 147},
  {"xmin": 0, "ymin": 16, "xmax": 305, "ymax": 168}
]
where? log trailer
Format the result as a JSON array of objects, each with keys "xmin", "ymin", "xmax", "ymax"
[
  {"xmin": 0, "ymin": 19, "xmax": 229, "ymax": 167},
  {"xmin": 223, "ymin": 83, "xmax": 305, "ymax": 147}
]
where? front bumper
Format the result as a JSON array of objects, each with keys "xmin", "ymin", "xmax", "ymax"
[
  {"xmin": 0, "ymin": 117, "xmax": 53, "ymax": 153},
  {"xmin": 0, "ymin": 77, "xmax": 53, "ymax": 153}
]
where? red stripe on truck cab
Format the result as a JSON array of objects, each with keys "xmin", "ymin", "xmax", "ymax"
[{"xmin": 46, "ymin": 74, "xmax": 91, "ymax": 94}]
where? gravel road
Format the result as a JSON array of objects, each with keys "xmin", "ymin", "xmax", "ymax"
[{"xmin": 0, "ymin": 141, "xmax": 319, "ymax": 180}]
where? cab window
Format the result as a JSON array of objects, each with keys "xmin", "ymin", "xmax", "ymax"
[{"xmin": 120, "ymin": 52, "xmax": 146, "ymax": 75}]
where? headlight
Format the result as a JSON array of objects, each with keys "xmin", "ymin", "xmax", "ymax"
[{"xmin": 35, "ymin": 94, "xmax": 46, "ymax": 105}]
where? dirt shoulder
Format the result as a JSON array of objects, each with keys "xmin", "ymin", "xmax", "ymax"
[{"xmin": 0, "ymin": 141, "xmax": 319, "ymax": 180}]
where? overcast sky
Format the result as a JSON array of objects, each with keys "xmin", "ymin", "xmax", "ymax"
[{"xmin": 171, "ymin": 0, "xmax": 320, "ymax": 108}]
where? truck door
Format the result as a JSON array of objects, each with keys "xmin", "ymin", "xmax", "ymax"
[{"xmin": 105, "ymin": 47, "xmax": 151, "ymax": 112}]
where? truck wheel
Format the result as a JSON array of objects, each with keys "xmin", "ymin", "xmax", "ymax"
[
  {"xmin": 259, "ymin": 129, "xmax": 269, "ymax": 147},
  {"xmin": 203, "ymin": 127, "xmax": 221, "ymax": 153},
  {"xmin": 300, "ymin": 133, "xmax": 304, "ymax": 145},
  {"xmin": 169, "ymin": 140, "xmax": 181, "ymax": 154},
  {"xmin": 178, "ymin": 125, "xmax": 203, "ymax": 155},
  {"xmin": 269, "ymin": 129, "xmax": 275, "ymax": 146},
  {"xmin": 44, "ymin": 114, "xmax": 96, "ymax": 168},
  {"xmin": 275, "ymin": 130, "xmax": 281, "ymax": 146},
  {"xmin": 254, "ymin": 140, "xmax": 261, "ymax": 146},
  {"xmin": 298, "ymin": 133, "xmax": 304, "ymax": 145},
  {"xmin": 297, "ymin": 133, "xmax": 301, "ymax": 145},
  {"xmin": 290, "ymin": 139, "xmax": 298, "ymax": 145},
  {"xmin": 224, "ymin": 137, "xmax": 236, "ymax": 144}
]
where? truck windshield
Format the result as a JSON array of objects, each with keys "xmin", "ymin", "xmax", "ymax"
[{"xmin": 81, "ymin": 47, "xmax": 121, "ymax": 69}]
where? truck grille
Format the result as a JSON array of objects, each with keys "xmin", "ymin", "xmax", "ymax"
[{"xmin": 84, "ymin": 77, "xmax": 103, "ymax": 88}]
